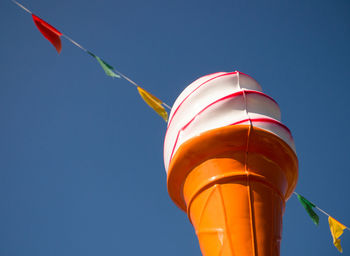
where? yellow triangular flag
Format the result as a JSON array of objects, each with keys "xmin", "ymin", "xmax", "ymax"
[
  {"xmin": 137, "ymin": 87, "xmax": 168, "ymax": 122},
  {"xmin": 328, "ymin": 216, "xmax": 347, "ymax": 253}
]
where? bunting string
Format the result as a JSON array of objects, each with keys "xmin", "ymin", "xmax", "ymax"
[
  {"xmin": 294, "ymin": 191, "xmax": 350, "ymax": 229},
  {"xmin": 12, "ymin": 0, "xmax": 170, "ymax": 122},
  {"xmin": 314, "ymin": 207, "xmax": 350, "ymax": 231},
  {"xmin": 12, "ymin": 0, "xmax": 31, "ymax": 14},
  {"xmin": 61, "ymin": 34, "xmax": 87, "ymax": 52},
  {"xmin": 294, "ymin": 191, "xmax": 349, "ymax": 253}
]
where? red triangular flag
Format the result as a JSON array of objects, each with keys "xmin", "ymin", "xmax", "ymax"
[{"xmin": 32, "ymin": 14, "xmax": 62, "ymax": 53}]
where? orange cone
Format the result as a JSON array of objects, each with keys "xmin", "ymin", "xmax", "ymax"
[{"xmin": 167, "ymin": 125, "xmax": 298, "ymax": 256}]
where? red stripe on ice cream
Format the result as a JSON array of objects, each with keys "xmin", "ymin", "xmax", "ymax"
[
  {"xmin": 230, "ymin": 118, "xmax": 292, "ymax": 136},
  {"xmin": 244, "ymin": 90, "xmax": 278, "ymax": 105},
  {"xmin": 167, "ymin": 90, "xmax": 280, "ymax": 166},
  {"xmin": 167, "ymin": 72, "xmax": 238, "ymax": 128}
]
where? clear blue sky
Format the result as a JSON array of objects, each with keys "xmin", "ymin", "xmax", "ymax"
[{"xmin": 1, "ymin": 0, "xmax": 349, "ymax": 255}]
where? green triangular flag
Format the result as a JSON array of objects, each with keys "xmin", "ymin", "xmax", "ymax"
[
  {"xmin": 296, "ymin": 193, "xmax": 319, "ymax": 226},
  {"xmin": 88, "ymin": 51, "xmax": 120, "ymax": 78}
]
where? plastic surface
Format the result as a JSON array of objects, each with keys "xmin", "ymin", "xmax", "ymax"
[
  {"xmin": 165, "ymin": 72, "xmax": 298, "ymax": 255},
  {"xmin": 164, "ymin": 72, "xmax": 295, "ymax": 172},
  {"xmin": 167, "ymin": 125, "xmax": 298, "ymax": 256}
]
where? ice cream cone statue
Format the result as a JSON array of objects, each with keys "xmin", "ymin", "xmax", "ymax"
[{"xmin": 164, "ymin": 72, "xmax": 298, "ymax": 256}]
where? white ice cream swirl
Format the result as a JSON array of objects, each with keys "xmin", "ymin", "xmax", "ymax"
[{"xmin": 164, "ymin": 71, "xmax": 295, "ymax": 172}]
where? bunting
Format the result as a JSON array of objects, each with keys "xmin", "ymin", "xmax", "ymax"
[
  {"xmin": 87, "ymin": 51, "xmax": 120, "ymax": 78},
  {"xmin": 329, "ymin": 217, "xmax": 347, "ymax": 253},
  {"xmin": 295, "ymin": 193, "xmax": 319, "ymax": 226},
  {"xmin": 12, "ymin": 0, "xmax": 170, "ymax": 121},
  {"xmin": 32, "ymin": 14, "xmax": 62, "ymax": 53},
  {"xmin": 294, "ymin": 192, "xmax": 349, "ymax": 253},
  {"xmin": 137, "ymin": 87, "xmax": 168, "ymax": 122}
]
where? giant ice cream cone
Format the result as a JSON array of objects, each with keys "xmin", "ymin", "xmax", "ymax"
[{"xmin": 164, "ymin": 72, "xmax": 298, "ymax": 256}]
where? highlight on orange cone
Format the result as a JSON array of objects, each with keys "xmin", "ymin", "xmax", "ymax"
[{"xmin": 164, "ymin": 71, "xmax": 298, "ymax": 256}]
